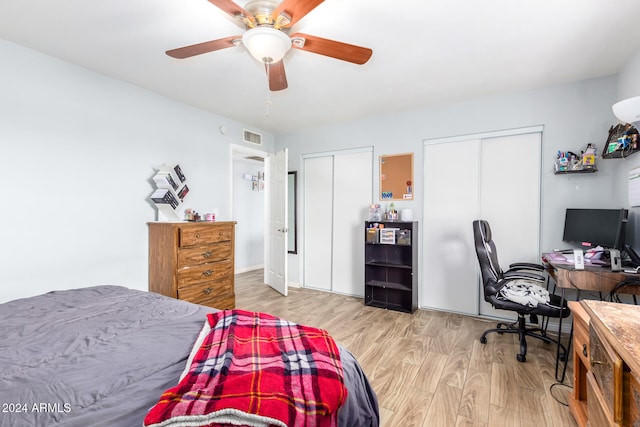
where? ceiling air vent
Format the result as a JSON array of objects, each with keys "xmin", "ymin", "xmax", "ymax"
[{"xmin": 243, "ymin": 129, "xmax": 262, "ymax": 146}]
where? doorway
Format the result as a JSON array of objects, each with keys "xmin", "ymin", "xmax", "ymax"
[{"xmin": 230, "ymin": 145, "xmax": 266, "ymax": 274}]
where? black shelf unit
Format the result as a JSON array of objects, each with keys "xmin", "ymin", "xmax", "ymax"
[{"xmin": 364, "ymin": 221, "xmax": 418, "ymax": 313}]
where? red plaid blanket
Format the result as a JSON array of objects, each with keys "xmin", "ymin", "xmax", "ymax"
[{"xmin": 144, "ymin": 310, "xmax": 347, "ymax": 427}]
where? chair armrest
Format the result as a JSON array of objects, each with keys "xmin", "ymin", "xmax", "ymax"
[
  {"xmin": 508, "ymin": 262, "xmax": 545, "ymax": 272},
  {"xmin": 503, "ymin": 271, "xmax": 545, "ymax": 282}
]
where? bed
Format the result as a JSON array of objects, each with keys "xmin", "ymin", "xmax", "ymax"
[{"xmin": 0, "ymin": 285, "xmax": 379, "ymax": 427}]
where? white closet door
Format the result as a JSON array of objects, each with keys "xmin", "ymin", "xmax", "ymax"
[
  {"xmin": 423, "ymin": 139, "xmax": 481, "ymax": 314},
  {"xmin": 332, "ymin": 151, "xmax": 372, "ymax": 296},
  {"xmin": 303, "ymin": 156, "xmax": 333, "ymax": 291},
  {"xmin": 478, "ymin": 133, "xmax": 541, "ymax": 317},
  {"xmin": 423, "ymin": 129, "xmax": 541, "ymax": 317}
]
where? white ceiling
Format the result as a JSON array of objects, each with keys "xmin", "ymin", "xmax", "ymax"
[{"xmin": 2, "ymin": 0, "xmax": 640, "ymax": 134}]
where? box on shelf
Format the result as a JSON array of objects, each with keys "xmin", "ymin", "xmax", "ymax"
[
  {"xmin": 396, "ymin": 229, "xmax": 412, "ymax": 245},
  {"xmin": 366, "ymin": 228, "xmax": 379, "ymax": 244},
  {"xmin": 379, "ymin": 228, "xmax": 399, "ymax": 244}
]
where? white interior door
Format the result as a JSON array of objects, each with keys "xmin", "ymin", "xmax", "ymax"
[
  {"xmin": 265, "ymin": 149, "xmax": 288, "ymax": 296},
  {"xmin": 303, "ymin": 156, "xmax": 333, "ymax": 291},
  {"xmin": 332, "ymin": 151, "xmax": 372, "ymax": 296}
]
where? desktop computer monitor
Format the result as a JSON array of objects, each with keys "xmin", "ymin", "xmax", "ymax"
[{"xmin": 562, "ymin": 208, "xmax": 628, "ymax": 250}]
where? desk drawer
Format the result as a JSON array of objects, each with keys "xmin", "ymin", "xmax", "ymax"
[{"xmin": 590, "ymin": 323, "xmax": 624, "ymax": 423}]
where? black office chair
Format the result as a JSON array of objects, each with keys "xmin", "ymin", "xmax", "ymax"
[{"xmin": 473, "ymin": 220, "xmax": 569, "ymax": 362}]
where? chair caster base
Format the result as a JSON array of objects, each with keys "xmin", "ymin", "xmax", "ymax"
[
  {"xmin": 517, "ymin": 354, "xmax": 526, "ymax": 362},
  {"xmin": 480, "ymin": 336, "xmax": 487, "ymax": 344}
]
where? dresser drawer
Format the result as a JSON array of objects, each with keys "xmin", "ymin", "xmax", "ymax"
[
  {"xmin": 177, "ymin": 279, "xmax": 233, "ymax": 305},
  {"xmin": 179, "ymin": 225, "xmax": 232, "ymax": 247},
  {"xmin": 631, "ymin": 371, "xmax": 640, "ymax": 426},
  {"xmin": 178, "ymin": 241, "xmax": 232, "ymax": 266},
  {"xmin": 177, "ymin": 259, "xmax": 232, "ymax": 287},
  {"xmin": 587, "ymin": 371, "xmax": 615, "ymax": 427},
  {"xmin": 574, "ymin": 312, "xmax": 590, "ymax": 370},
  {"xmin": 590, "ymin": 323, "xmax": 624, "ymax": 423},
  {"xmin": 199, "ymin": 293, "xmax": 235, "ymax": 310}
]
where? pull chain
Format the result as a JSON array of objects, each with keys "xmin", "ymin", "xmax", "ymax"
[
  {"xmin": 264, "ymin": 62, "xmax": 272, "ymax": 118},
  {"xmin": 264, "ymin": 62, "xmax": 271, "ymax": 117}
]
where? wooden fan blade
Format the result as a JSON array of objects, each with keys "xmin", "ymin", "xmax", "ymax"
[
  {"xmin": 266, "ymin": 61, "xmax": 288, "ymax": 91},
  {"xmin": 207, "ymin": 0, "xmax": 255, "ymax": 27},
  {"xmin": 290, "ymin": 33, "xmax": 372, "ymax": 64},
  {"xmin": 166, "ymin": 36, "xmax": 239, "ymax": 59},
  {"xmin": 272, "ymin": 0, "xmax": 324, "ymax": 28}
]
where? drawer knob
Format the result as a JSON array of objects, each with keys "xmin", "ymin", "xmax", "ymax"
[
  {"xmin": 203, "ymin": 270, "xmax": 214, "ymax": 277},
  {"xmin": 203, "ymin": 287, "xmax": 213, "ymax": 295},
  {"xmin": 582, "ymin": 344, "xmax": 588, "ymax": 358},
  {"xmin": 202, "ymin": 251, "xmax": 213, "ymax": 258}
]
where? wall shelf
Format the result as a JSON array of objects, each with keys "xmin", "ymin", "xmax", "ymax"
[
  {"xmin": 602, "ymin": 149, "xmax": 640, "ymax": 159},
  {"xmin": 554, "ymin": 168, "xmax": 597, "ymax": 175}
]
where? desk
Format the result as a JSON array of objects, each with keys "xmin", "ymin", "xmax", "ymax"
[{"xmin": 544, "ymin": 252, "xmax": 640, "ymax": 296}]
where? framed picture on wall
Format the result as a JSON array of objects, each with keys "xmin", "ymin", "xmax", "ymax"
[{"xmin": 380, "ymin": 152, "xmax": 413, "ymax": 200}]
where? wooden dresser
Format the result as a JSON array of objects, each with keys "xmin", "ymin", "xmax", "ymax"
[
  {"xmin": 569, "ymin": 300, "xmax": 640, "ymax": 426},
  {"xmin": 148, "ymin": 221, "xmax": 236, "ymax": 309}
]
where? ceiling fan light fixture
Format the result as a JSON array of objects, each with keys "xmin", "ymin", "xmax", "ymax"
[
  {"xmin": 613, "ymin": 95, "xmax": 640, "ymax": 128},
  {"xmin": 242, "ymin": 27, "xmax": 292, "ymax": 64}
]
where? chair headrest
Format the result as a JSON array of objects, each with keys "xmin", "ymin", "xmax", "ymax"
[{"xmin": 479, "ymin": 220, "xmax": 492, "ymax": 243}]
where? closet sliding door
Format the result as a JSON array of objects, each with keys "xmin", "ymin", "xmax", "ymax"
[
  {"xmin": 303, "ymin": 149, "xmax": 372, "ymax": 296},
  {"xmin": 423, "ymin": 128, "xmax": 541, "ymax": 317},
  {"xmin": 478, "ymin": 132, "xmax": 541, "ymax": 317},
  {"xmin": 303, "ymin": 156, "xmax": 333, "ymax": 291},
  {"xmin": 423, "ymin": 139, "xmax": 481, "ymax": 315}
]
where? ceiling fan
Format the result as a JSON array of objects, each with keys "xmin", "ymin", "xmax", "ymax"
[{"xmin": 166, "ymin": 0, "xmax": 373, "ymax": 91}]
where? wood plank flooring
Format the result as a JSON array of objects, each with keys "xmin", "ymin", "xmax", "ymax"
[{"xmin": 235, "ymin": 270, "xmax": 577, "ymax": 427}]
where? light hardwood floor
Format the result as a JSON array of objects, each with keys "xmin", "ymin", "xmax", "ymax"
[{"xmin": 235, "ymin": 270, "xmax": 577, "ymax": 427}]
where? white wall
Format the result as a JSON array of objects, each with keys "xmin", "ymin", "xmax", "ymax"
[
  {"xmin": 617, "ymin": 48, "xmax": 640, "ymax": 99},
  {"xmin": 612, "ymin": 47, "xmax": 640, "ymax": 246},
  {"xmin": 0, "ymin": 39, "xmax": 274, "ymax": 303},
  {"xmin": 232, "ymin": 158, "xmax": 265, "ymax": 272},
  {"xmin": 277, "ymin": 76, "xmax": 620, "ymax": 303}
]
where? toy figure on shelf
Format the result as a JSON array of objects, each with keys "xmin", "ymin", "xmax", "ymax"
[{"xmin": 581, "ymin": 144, "xmax": 596, "ymax": 169}]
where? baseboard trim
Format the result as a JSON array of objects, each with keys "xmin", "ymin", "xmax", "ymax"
[{"xmin": 235, "ymin": 265, "xmax": 264, "ymax": 274}]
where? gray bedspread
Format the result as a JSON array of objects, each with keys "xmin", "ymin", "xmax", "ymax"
[{"xmin": 0, "ymin": 286, "xmax": 378, "ymax": 427}]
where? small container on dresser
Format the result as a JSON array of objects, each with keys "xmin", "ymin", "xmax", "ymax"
[{"xmin": 148, "ymin": 221, "xmax": 236, "ymax": 309}]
